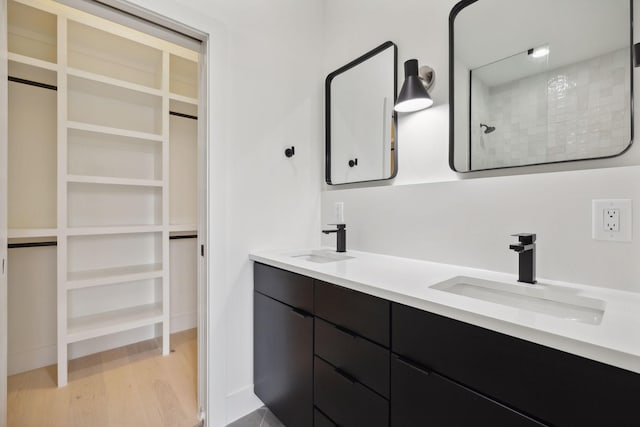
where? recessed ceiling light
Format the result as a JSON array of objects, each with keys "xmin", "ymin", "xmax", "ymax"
[{"xmin": 528, "ymin": 45, "xmax": 550, "ymax": 59}]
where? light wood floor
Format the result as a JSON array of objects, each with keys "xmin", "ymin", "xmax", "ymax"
[{"xmin": 7, "ymin": 329, "xmax": 199, "ymax": 427}]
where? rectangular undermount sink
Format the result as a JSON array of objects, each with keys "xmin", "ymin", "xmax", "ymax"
[
  {"xmin": 431, "ymin": 276, "xmax": 605, "ymax": 325},
  {"xmin": 291, "ymin": 249, "xmax": 354, "ymax": 264}
]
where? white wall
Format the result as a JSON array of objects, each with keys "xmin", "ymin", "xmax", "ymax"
[
  {"xmin": 322, "ymin": 165, "xmax": 640, "ymax": 292},
  {"xmin": 321, "ymin": 0, "xmax": 640, "ymax": 294},
  {"xmin": 207, "ymin": 2, "xmax": 323, "ymax": 422},
  {"xmin": 122, "ymin": 0, "xmax": 323, "ymax": 425}
]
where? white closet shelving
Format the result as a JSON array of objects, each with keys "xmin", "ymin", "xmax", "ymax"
[{"xmin": 7, "ymin": 0, "xmax": 199, "ymax": 386}]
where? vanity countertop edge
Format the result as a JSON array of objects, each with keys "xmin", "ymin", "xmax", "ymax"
[{"xmin": 249, "ymin": 248, "xmax": 640, "ymax": 375}]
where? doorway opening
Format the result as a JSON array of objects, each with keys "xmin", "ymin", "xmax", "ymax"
[{"xmin": 2, "ymin": 0, "xmax": 209, "ymax": 424}]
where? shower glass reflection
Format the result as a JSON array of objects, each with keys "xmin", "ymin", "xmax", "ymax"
[{"xmin": 469, "ymin": 48, "xmax": 549, "ymax": 169}]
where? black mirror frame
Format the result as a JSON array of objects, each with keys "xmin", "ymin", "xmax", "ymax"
[
  {"xmin": 448, "ymin": 0, "xmax": 635, "ymax": 173},
  {"xmin": 325, "ymin": 41, "xmax": 398, "ymax": 185}
]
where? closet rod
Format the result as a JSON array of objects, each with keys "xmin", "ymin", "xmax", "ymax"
[
  {"xmin": 9, "ymin": 235, "xmax": 196, "ymax": 247},
  {"xmin": 8, "ymin": 76, "xmax": 198, "ymax": 120},
  {"xmin": 169, "ymin": 111, "xmax": 198, "ymax": 120},
  {"xmin": 8, "ymin": 76, "xmax": 57, "ymax": 91},
  {"xmin": 169, "ymin": 234, "xmax": 197, "ymax": 240},
  {"xmin": 8, "ymin": 241, "xmax": 57, "ymax": 249}
]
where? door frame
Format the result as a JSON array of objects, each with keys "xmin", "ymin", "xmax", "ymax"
[
  {"xmin": 0, "ymin": 0, "xmax": 211, "ymax": 424},
  {"xmin": 0, "ymin": 0, "xmax": 8, "ymax": 424}
]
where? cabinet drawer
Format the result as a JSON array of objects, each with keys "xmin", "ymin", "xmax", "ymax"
[
  {"xmin": 315, "ymin": 281, "xmax": 389, "ymax": 347},
  {"xmin": 254, "ymin": 262, "xmax": 313, "ymax": 313},
  {"xmin": 314, "ymin": 356, "xmax": 389, "ymax": 427},
  {"xmin": 391, "ymin": 355, "xmax": 545, "ymax": 427},
  {"xmin": 392, "ymin": 303, "xmax": 640, "ymax": 427},
  {"xmin": 314, "ymin": 408, "xmax": 337, "ymax": 427},
  {"xmin": 315, "ymin": 317, "xmax": 390, "ymax": 398}
]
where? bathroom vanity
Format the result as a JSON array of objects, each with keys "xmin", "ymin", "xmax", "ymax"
[{"xmin": 251, "ymin": 250, "xmax": 640, "ymax": 427}]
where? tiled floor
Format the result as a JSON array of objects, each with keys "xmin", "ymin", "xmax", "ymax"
[{"xmin": 227, "ymin": 407, "xmax": 285, "ymax": 427}]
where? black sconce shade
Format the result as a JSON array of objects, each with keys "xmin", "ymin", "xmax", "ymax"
[{"xmin": 394, "ymin": 59, "xmax": 433, "ymax": 113}]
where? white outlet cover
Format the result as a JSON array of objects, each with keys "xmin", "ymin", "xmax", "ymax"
[{"xmin": 592, "ymin": 199, "xmax": 632, "ymax": 242}]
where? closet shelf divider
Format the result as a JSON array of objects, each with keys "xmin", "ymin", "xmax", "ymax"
[
  {"xmin": 66, "ymin": 263, "xmax": 163, "ymax": 290},
  {"xmin": 8, "ymin": 228, "xmax": 58, "ymax": 239},
  {"xmin": 66, "ymin": 302, "xmax": 164, "ymax": 343},
  {"xmin": 8, "ymin": 52, "xmax": 58, "ymax": 71},
  {"xmin": 66, "ymin": 120, "xmax": 163, "ymax": 142},
  {"xmin": 66, "ymin": 225, "xmax": 163, "ymax": 236},
  {"xmin": 169, "ymin": 93, "xmax": 198, "ymax": 106},
  {"xmin": 169, "ymin": 224, "xmax": 197, "ymax": 233},
  {"xmin": 67, "ymin": 67, "xmax": 163, "ymax": 97},
  {"xmin": 67, "ymin": 174, "xmax": 163, "ymax": 187}
]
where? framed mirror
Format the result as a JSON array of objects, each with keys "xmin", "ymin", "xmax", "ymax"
[
  {"xmin": 326, "ymin": 41, "xmax": 397, "ymax": 185},
  {"xmin": 449, "ymin": 0, "xmax": 633, "ymax": 172}
]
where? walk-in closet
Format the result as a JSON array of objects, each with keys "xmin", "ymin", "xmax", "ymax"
[{"xmin": 5, "ymin": 0, "xmax": 201, "ymax": 424}]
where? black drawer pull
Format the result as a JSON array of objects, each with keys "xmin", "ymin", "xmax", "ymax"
[
  {"xmin": 291, "ymin": 307, "xmax": 311, "ymax": 318},
  {"xmin": 334, "ymin": 324, "xmax": 357, "ymax": 339},
  {"xmin": 396, "ymin": 355, "xmax": 431, "ymax": 376},
  {"xmin": 334, "ymin": 367, "xmax": 357, "ymax": 384}
]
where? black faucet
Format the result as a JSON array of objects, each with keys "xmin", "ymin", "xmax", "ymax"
[
  {"xmin": 509, "ymin": 233, "xmax": 536, "ymax": 284},
  {"xmin": 323, "ymin": 224, "xmax": 346, "ymax": 253}
]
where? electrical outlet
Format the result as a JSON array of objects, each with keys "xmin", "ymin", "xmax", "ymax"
[
  {"xmin": 592, "ymin": 199, "xmax": 632, "ymax": 242},
  {"xmin": 604, "ymin": 209, "xmax": 620, "ymax": 232}
]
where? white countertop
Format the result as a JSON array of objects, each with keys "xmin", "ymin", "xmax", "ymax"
[{"xmin": 249, "ymin": 248, "xmax": 640, "ymax": 374}]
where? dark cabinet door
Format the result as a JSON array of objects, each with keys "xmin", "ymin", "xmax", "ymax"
[
  {"xmin": 391, "ymin": 355, "xmax": 546, "ymax": 427},
  {"xmin": 254, "ymin": 291, "xmax": 313, "ymax": 427}
]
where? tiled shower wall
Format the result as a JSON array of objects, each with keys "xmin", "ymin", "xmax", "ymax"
[{"xmin": 471, "ymin": 49, "xmax": 631, "ymax": 169}]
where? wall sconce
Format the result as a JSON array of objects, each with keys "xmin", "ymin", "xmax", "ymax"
[{"xmin": 394, "ymin": 59, "xmax": 434, "ymax": 113}]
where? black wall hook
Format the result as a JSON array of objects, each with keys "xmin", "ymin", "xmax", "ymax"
[
  {"xmin": 348, "ymin": 158, "xmax": 358, "ymax": 167},
  {"xmin": 284, "ymin": 146, "xmax": 295, "ymax": 158}
]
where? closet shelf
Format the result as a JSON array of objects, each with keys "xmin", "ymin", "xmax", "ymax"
[
  {"xmin": 67, "ymin": 174, "xmax": 163, "ymax": 187},
  {"xmin": 66, "ymin": 225, "xmax": 164, "ymax": 236},
  {"xmin": 67, "ymin": 263, "xmax": 163, "ymax": 290},
  {"xmin": 66, "ymin": 121, "xmax": 163, "ymax": 142},
  {"xmin": 8, "ymin": 52, "xmax": 58, "ymax": 71},
  {"xmin": 169, "ymin": 93, "xmax": 198, "ymax": 106},
  {"xmin": 169, "ymin": 224, "xmax": 197, "ymax": 233},
  {"xmin": 8, "ymin": 228, "xmax": 57, "ymax": 238},
  {"xmin": 66, "ymin": 302, "xmax": 164, "ymax": 343},
  {"xmin": 67, "ymin": 67, "xmax": 163, "ymax": 98}
]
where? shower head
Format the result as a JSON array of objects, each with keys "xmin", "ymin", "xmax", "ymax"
[{"xmin": 480, "ymin": 123, "xmax": 496, "ymax": 134}]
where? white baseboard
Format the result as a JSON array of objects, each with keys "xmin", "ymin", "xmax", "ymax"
[
  {"xmin": 8, "ymin": 343, "xmax": 55, "ymax": 376},
  {"xmin": 225, "ymin": 385, "xmax": 264, "ymax": 425},
  {"xmin": 171, "ymin": 311, "xmax": 197, "ymax": 333},
  {"xmin": 8, "ymin": 311, "xmax": 197, "ymax": 375}
]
